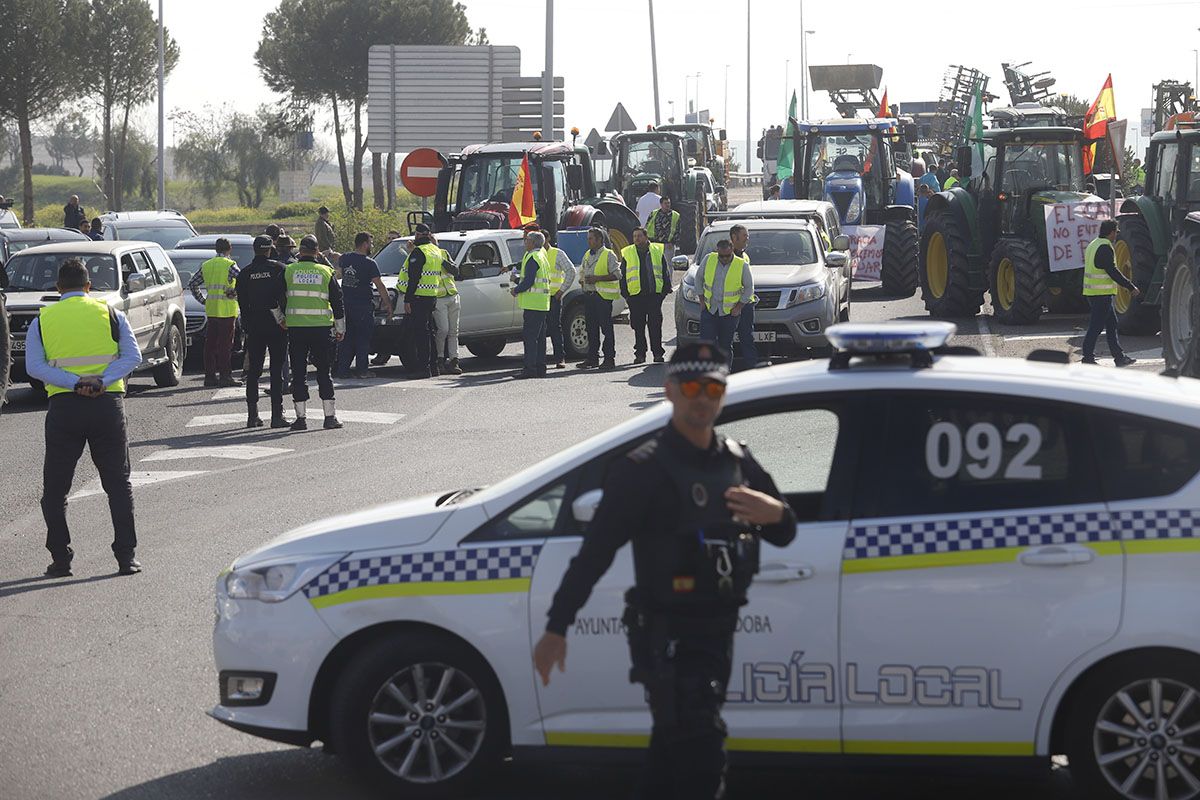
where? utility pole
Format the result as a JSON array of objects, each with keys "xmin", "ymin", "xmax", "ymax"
[
  {"xmin": 799, "ymin": 0, "xmax": 806, "ymax": 119},
  {"xmin": 746, "ymin": 0, "xmax": 751, "ymax": 173},
  {"xmin": 542, "ymin": 0, "xmax": 554, "ymax": 139},
  {"xmin": 649, "ymin": 0, "xmax": 661, "ymax": 126},
  {"xmin": 156, "ymin": 0, "xmax": 165, "ymax": 211}
]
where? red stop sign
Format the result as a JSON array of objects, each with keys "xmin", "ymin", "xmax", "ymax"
[{"xmin": 400, "ymin": 148, "xmax": 447, "ymax": 198}]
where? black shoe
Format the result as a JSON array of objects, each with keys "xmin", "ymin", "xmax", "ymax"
[
  {"xmin": 270, "ymin": 414, "xmax": 289, "ymax": 429},
  {"xmin": 370, "ymin": 353, "xmax": 390, "ymax": 366},
  {"xmin": 600, "ymin": 358, "xmax": 616, "ymax": 371},
  {"xmin": 1114, "ymin": 355, "xmax": 1138, "ymax": 368},
  {"xmin": 203, "ymin": 375, "xmax": 218, "ymax": 387},
  {"xmin": 117, "ymin": 558, "xmax": 142, "ymax": 575},
  {"xmin": 352, "ymin": 370, "xmax": 372, "ymax": 379},
  {"xmin": 218, "ymin": 376, "xmax": 243, "ymax": 388},
  {"xmin": 577, "ymin": 360, "xmax": 598, "ymax": 369},
  {"xmin": 633, "ymin": 354, "xmax": 646, "ymax": 364},
  {"xmin": 1080, "ymin": 356, "xmax": 1098, "ymax": 365},
  {"xmin": 652, "ymin": 353, "xmax": 666, "ymax": 363},
  {"xmin": 45, "ymin": 560, "xmax": 72, "ymax": 578},
  {"xmin": 290, "ymin": 417, "xmax": 308, "ymax": 431},
  {"xmin": 246, "ymin": 415, "xmax": 263, "ymax": 428},
  {"xmin": 324, "ymin": 415, "xmax": 343, "ymax": 430}
]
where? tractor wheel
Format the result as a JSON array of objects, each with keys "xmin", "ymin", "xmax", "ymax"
[
  {"xmin": 880, "ymin": 218, "xmax": 918, "ymax": 297},
  {"xmin": 1114, "ymin": 213, "xmax": 1161, "ymax": 336},
  {"xmin": 988, "ymin": 238, "xmax": 1047, "ymax": 325},
  {"xmin": 1160, "ymin": 226, "xmax": 1200, "ymax": 372},
  {"xmin": 919, "ymin": 209, "xmax": 982, "ymax": 318},
  {"xmin": 607, "ymin": 227, "xmax": 630, "ymax": 254},
  {"xmin": 676, "ymin": 200, "xmax": 699, "ymax": 255}
]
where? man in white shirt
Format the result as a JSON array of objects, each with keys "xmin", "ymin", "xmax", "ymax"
[{"xmin": 635, "ymin": 182, "xmax": 663, "ymax": 226}]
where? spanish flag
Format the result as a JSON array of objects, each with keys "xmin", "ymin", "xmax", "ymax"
[
  {"xmin": 878, "ymin": 88, "xmax": 889, "ymax": 118},
  {"xmin": 508, "ymin": 153, "xmax": 536, "ymax": 229},
  {"xmin": 1083, "ymin": 75, "xmax": 1116, "ymax": 174}
]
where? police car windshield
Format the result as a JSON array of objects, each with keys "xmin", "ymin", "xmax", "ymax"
[
  {"xmin": 6, "ymin": 253, "xmax": 119, "ymax": 292},
  {"xmin": 374, "ymin": 239, "xmax": 464, "ymax": 276},
  {"xmin": 696, "ymin": 229, "xmax": 818, "ymax": 266}
]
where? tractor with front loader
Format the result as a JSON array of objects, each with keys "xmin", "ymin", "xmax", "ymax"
[{"xmin": 919, "ymin": 125, "xmax": 1097, "ymax": 324}]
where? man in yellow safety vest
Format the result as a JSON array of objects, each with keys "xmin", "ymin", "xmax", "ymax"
[
  {"xmin": 511, "ymin": 230, "xmax": 552, "ymax": 378},
  {"xmin": 620, "ymin": 227, "xmax": 672, "ymax": 363},
  {"xmin": 646, "ymin": 195, "xmax": 681, "ymax": 261},
  {"xmin": 1081, "ymin": 219, "xmax": 1139, "ymax": 366},
  {"xmin": 696, "ymin": 239, "xmax": 751, "ymax": 359},
  {"xmin": 284, "ymin": 235, "xmax": 346, "ymax": 429},
  {"xmin": 188, "ymin": 237, "xmax": 241, "ymax": 387},
  {"xmin": 577, "ymin": 227, "xmax": 622, "ymax": 370}
]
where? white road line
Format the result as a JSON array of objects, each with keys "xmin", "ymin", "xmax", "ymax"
[
  {"xmin": 211, "ymin": 387, "xmax": 248, "ymax": 401},
  {"xmin": 69, "ymin": 470, "xmax": 207, "ymax": 500},
  {"xmin": 976, "ymin": 315, "xmax": 997, "ymax": 358},
  {"xmin": 141, "ymin": 445, "xmax": 293, "ymax": 462},
  {"xmin": 186, "ymin": 410, "xmax": 404, "ymax": 427},
  {"xmin": 1002, "ymin": 333, "xmax": 1080, "ymax": 342}
]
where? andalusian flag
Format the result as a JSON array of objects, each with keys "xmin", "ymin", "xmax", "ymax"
[
  {"xmin": 1083, "ymin": 75, "xmax": 1116, "ymax": 174},
  {"xmin": 776, "ymin": 91, "xmax": 799, "ymax": 181},
  {"xmin": 964, "ymin": 78, "xmax": 985, "ymax": 165},
  {"xmin": 508, "ymin": 153, "xmax": 536, "ymax": 229},
  {"xmin": 878, "ymin": 87, "xmax": 890, "ymax": 118}
]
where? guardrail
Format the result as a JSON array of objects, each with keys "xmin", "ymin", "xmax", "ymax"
[{"xmin": 729, "ymin": 172, "xmax": 763, "ymax": 186}]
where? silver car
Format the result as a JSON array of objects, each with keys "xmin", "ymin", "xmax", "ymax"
[{"xmin": 674, "ymin": 219, "xmax": 850, "ymax": 357}]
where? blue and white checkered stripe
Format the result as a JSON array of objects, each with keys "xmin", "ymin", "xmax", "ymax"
[
  {"xmin": 1114, "ymin": 508, "xmax": 1200, "ymax": 541},
  {"xmin": 304, "ymin": 544, "xmax": 542, "ymax": 599}
]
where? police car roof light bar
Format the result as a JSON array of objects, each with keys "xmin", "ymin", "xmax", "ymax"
[{"xmin": 825, "ymin": 322, "xmax": 956, "ymax": 371}]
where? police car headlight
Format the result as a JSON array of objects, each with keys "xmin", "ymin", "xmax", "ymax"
[
  {"xmin": 787, "ymin": 283, "xmax": 826, "ymax": 306},
  {"xmin": 224, "ymin": 553, "xmax": 348, "ymax": 603},
  {"xmin": 845, "ymin": 192, "xmax": 864, "ymax": 223},
  {"xmin": 682, "ymin": 282, "xmax": 701, "ymax": 304}
]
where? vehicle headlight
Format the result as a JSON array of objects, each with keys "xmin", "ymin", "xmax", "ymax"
[
  {"xmin": 787, "ymin": 283, "xmax": 826, "ymax": 306},
  {"xmin": 682, "ymin": 282, "xmax": 701, "ymax": 304},
  {"xmin": 845, "ymin": 192, "xmax": 864, "ymax": 223},
  {"xmin": 223, "ymin": 552, "xmax": 348, "ymax": 603}
]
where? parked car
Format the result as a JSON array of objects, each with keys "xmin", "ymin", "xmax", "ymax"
[
  {"xmin": 0, "ymin": 200, "xmax": 20, "ymax": 230},
  {"xmin": 370, "ymin": 229, "xmax": 626, "ymax": 365},
  {"xmin": 674, "ymin": 217, "xmax": 851, "ymax": 357},
  {"xmin": 4, "ymin": 241, "xmax": 187, "ymax": 393},
  {"xmin": 99, "ymin": 210, "xmax": 197, "ymax": 251},
  {"xmin": 1, "ymin": 228, "xmax": 89, "ymax": 287},
  {"xmin": 165, "ymin": 248, "xmax": 245, "ymax": 370},
  {"xmin": 175, "ymin": 234, "xmax": 257, "ymax": 268}
]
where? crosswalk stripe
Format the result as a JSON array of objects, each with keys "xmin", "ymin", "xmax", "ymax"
[
  {"xmin": 186, "ymin": 410, "xmax": 404, "ymax": 427},
  {"xmin": 141, "ymin": 445, "xmax": 293, "ymax": 462},
  {"xmin": 70, "ymin": 470, "xmax": 207, "ymax": 500}
]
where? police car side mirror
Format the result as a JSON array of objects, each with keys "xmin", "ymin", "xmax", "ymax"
[
  {"xmin": 572, "ymin": 488, "xmax": 604, "ymax": 524},
  {"xmin": 671, "ymin": 255, "xmax": 689, "ymax": 270},
  {"xmin": 832, "ymin": 234, "xmax": 850, "ymax": 252},
  {"xmin": 825, "ymin": 252, "xmax": 849, "ymax": 269},
  {"xmin": 125, "ymin": 273, "xmax": 147, "ymax": 293}
]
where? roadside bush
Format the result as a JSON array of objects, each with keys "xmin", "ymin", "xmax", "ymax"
[
  {"xmin": 272, "ymin": 201, "xmax": 321, "ymax": 220},
  {"xmin": 327, "ymin": 206, "xmax": 410, "ymax": 253}
]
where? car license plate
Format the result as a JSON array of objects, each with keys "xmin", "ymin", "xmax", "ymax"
[
  {"xmin": 11, "ymin": 338, "xmax": 25, "ymax": 351},
  {"xmin": 732, "ymin": 331, "xmax": 776, "ymax": 343}
]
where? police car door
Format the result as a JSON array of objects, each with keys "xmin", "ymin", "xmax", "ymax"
[{"xmin": 839, "ymin": 391, "xmax": 1120, "ymax": 757}]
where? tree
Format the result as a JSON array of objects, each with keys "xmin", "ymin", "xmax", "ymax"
[
  {"xmin": 0, "ymin": 0, "xmax": 86, "ymax": 223},
  {"xmin": 1048, "ymin": 94, "xmax": 1091, "ymax": 118},
  {"xmin": 257, "ymin": 0, "xmax": 472, "ymax": 210},
  {"xmin": 174, "ymin": 109, "xmax": 284, "ymax": 208},
  {"xmin": 44, "ymin": 111, "xmax": 96, "ymax": 176},
  {"xmin": 86, "ymin": 0, "xmax": 179, "ymax": 210}
]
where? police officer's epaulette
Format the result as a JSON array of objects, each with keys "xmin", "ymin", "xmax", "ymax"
[{"xmin": 626, "ymin": 438, "xmax": 659, "ymax": 463}]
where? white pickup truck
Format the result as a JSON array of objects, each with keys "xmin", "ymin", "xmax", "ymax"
[{"xmin": 369, "ymin": 229, "xmax": 626, "ymax": 366}]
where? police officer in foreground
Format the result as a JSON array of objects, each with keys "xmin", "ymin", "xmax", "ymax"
[
  {"xmin": 238, "ymin": 235, "xmax": 289, "ymax": 428},
  {"xmin": 284, "ymin": 235, "xmax": 345, "ymax": 430},
  {"xmin": 533, "ymin": 342, "xmax": 797, "ymax": 799}
]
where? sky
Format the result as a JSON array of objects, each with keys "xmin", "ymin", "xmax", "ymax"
[{"xmin": 158, "ymin": 0, "xmax": 1200, "ymax": 169}]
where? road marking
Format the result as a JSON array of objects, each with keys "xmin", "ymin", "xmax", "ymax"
[
  {"xmin": 976, "ymin": 316, "xmax": 997, "ymax": 357},
  {"xmin": 70, "ymin": 470, "xmax": 207, "ymax": 500},
  {"xmin": 186, "ymin": 410, "xmax": 404, "ymax": 427},
  {"xmin": 1002, "ymin": 333, "xmax": 1079, "ymax": 342},
  {"xmin": 141, "ymin": 445, "xmax": 293, "ymax": 462},
  {"xmin": 211, "ymin": 387, "xmax": 249, "ymax": 400}
]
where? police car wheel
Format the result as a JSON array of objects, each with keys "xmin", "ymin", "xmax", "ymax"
[
  {"xmin": 331, "ymin": 633, "xmax": 504, "ymax": 796},
  {"xmin": 1065, "ymin": 651, "xmax": 1200, "ymax": 800}
]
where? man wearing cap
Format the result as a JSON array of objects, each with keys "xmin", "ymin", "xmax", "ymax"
[
  {"xmin": 315, "ymin": 206, "xmax": 336, "ymax": 256},
  {"xmin": 398, "ymin": 224, "xmax": 442, "ymax": 378},
  {"xmin": 238, "ymin": 235, "xmax": 289, "ymax": 428},
  {"xmin": 188, "ymin": 237, "xmax": 241, "ymax": 387},
  {"xmin": 534, "ymin": 341, "xmax": 796, "ymax": 799},
  {"xmin": 275, "ymin": 234, "xmax": 297, "ymax": 264},
  {"xmin": 283, "ymin": 235, "xmax": 346, "ymax": 430}
]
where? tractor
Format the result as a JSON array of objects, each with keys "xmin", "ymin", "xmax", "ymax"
[
  {"xmin": 790, "ymin": 117, "xmax": 919, "ymax": 296},
  {"xmin": 919, "ymin": 126, "xmax": 1095, "ymax": 324},
  {"xmin": 657, "ymin": 122, "xmax": 731, "ymax": 209},
  {"xmin": 604, "ymin": 130, "xmax": 715, "ymax": 254},
  {"xmin": 1115, "ymin": 126, "xmax": 1200, "ymax": 366},
  {"xmin": 428, "ymin": 140, "xmax": 641, "ymax": 255}
]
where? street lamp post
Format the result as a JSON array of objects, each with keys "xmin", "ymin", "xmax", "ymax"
[
  {"xmin": 156, "ymin": 0, "xmax": 165, "ymax": 211},
  {"xmin": 802, "ymin": 30, "xmax": 815, "ymax": 119}
]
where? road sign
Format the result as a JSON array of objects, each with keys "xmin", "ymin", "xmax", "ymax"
[
  {"xmin": 400, "ymin": 148, "xmax": 447, "ymax": 197},
  {"xmin": 584, "ymin": 128, "xmax": 603, "ymax": 150},
  {"xmin": 605, "ymin": 102, "xmax": 636, "ymax": 132},
  {"xmin": 1141, "ymin": 108, "xmax": 1154, "ymax": 137}
]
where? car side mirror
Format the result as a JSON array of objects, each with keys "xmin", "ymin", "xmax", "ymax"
[
  {"xmin": 125, "ymin": 272, "xmax": 147, "ymax": 293},
  {"xmin": 832, "ymin": 234, "xmax": 850, "ymax": 252},
  {"xmin": 825, "ymin": 252, "xmax": 849, "ymax": 269},
  {"xmin": 572, "ymin": 488, "xmax": 603, "ymax": 524},
  {"xmin": 458, "ymin": 263, "xmax": 478, "ymax": 280},
  {"xmin": 671, "ymin": 255, "xmax": 689, "ymax": 270}
]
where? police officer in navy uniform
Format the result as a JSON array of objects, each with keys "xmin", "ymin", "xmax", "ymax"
[{"xmin": 533, "ymin": 342, "xmax": 797, "ymax": 799}]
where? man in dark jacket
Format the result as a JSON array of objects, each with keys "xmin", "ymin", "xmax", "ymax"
[
  {"xmin": 236, "ymin": 235, "xmax": 289, "ymax": 428},
  {"xmin": 63, "ymin": 195, "xmax": 86, "ymax": 229}
]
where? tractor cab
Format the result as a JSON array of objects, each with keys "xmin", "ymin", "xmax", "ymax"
[
  {"xmin": 608, "ymin": 131, "xmax": 714, "ymax": 253},
  {"xmin": 657, "ymin": 123, "xmax": 730, "ymax": 208},
  {"xmin": 795, "ymin": 118, "xmax": 915, "ymax": 227}
]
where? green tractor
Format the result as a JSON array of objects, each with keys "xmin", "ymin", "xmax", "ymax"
[
  {"xmin": 920, "ymin": 126, "xmax": 1094, "ymax": 323},
  {"xmin": 657, "ymin": 123, "xmax": 730, "ymax": 210},
  {"xmin": 1112, "ymin": 127, "xmax": 1200, "ymax": 369}
]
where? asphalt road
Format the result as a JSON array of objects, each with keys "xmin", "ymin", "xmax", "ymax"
[{"xmin": 0, "ymin": 272, "xmax": 1165, "ymax": 800}]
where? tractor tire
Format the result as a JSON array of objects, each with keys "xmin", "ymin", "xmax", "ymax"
[
  {"xmin": 880, "ymin": 218, "xmax": 918, "ymax": 297},
  {"xmin": 1114, "ymin": 213, "xmax": 1161, "ymax": 336},
  {"xmin": 1160, "ymin": 226, "xmax": 1200, "ymax": 372},
  {"xmin": 919, "ymin": 209, "xmax": 982, "ymax": 318},
  {"xmin": 988, "ymin": 238, "xmax": 1047, "ymax": 325},
  {"xmin": 676, "ymin": 197, "xmax": 702, "ymax": 256}
]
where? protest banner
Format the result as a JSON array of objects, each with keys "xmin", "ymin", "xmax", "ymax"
[
  {"xmin": 843, "ymin": 224, "xmax": 886, "ymax": 281},
  {"xmin": 1042, "ymin": 201, "xmax": 1113, "ymax": 272}
]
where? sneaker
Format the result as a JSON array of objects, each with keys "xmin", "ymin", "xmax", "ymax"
[
  {"xmin": 370, "ymin": 353, "xmax": 390, "ymax": 366},
  {"xmin": 555, "ymin": 361, "xmax": 567, "ymax": 369},
  {"xmin": 445, "ymin": 359, "xmax": 463, "ymax": 375},
  {"xmin": 1114, "ymin": 355, "xmax": 1138, "ymax": 368},
  {"xmin": 117, "ymin": 558, "xmax": 142, "ymax": 576},
  {"xmin": 290, "ymin": 417, "xmax": 308, "ymax": 431},
  {"xmin": 323, "ymin": 415, "xmax": 343, "ymax": 430},
  {"xmin": 600, "ymin": 358, "xmax": 616, "ymax": 371},
  {"xmin": 652, "ymin": 354, "xmax": 666, "ymax": 363},
  {"xmin": 1080, "ymin": 356, "xmax": 1098, "ymax": 365}
]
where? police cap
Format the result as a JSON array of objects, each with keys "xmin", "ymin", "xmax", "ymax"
[
  {"xmin": 667, "ymin": 341, "xmax": 730, "ymax": 383},
  {"xmin": 253, "ymin": 234, "xmax": 274, "ymax": 250},
  {"xmin": 298, "ymin": 234, "xmax": 319, "ymax": 251}
]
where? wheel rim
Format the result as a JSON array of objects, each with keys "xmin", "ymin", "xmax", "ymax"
[
  {"xmin": 1168, "ymin": 262, "xmax": 1196, "ymax": 363},
  {"xmin": 1115, "ymin": 240, "xmax": 1134, "ymax": 314},
  {"xmin": 926, "ymin": 232, "xmax": 948, "ymax": 299},
  {"xmin": 569, "ymin": 311, "xmax": 588, "ymax": 352},
  {"xmin": 367, "ymin": 661, "xmax": 487, "ymax": 784},
  {"xmin": 170, "ymin": 327, "xmax": 183, "ymax": 374},
  {"xmin": 996, "ymin": 257, "xmax": 1016, "ymax": 310},
  {"xmin": 1093, "ymin": 677, "xmax": 1200, "ymax": 800}
]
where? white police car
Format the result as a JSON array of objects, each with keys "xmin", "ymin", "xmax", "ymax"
[{"xmin": 212, "ymin": 323, "xmax": 1200, "ymax": 799}]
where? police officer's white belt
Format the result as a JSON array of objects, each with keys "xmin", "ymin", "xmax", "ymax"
[
  {"xmin": 287, "ymin": 290, "xmax": 327, "ymax": 299},
  {"xmin": 289, "ymin": 307, "xmax": 332, "ymax": 316},
  {"xmin": 49, "ymin": 354, "xmax": 118, "ymax": 367}
]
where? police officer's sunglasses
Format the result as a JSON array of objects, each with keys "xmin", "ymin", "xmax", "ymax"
[{"xmin": 678, "ymin": 379, "xmax": 726, "ymax": 399}]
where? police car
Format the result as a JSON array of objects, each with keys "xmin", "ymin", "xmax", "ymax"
[{"xmin": 212, "ymin": 323, "xmax": 1200, "ymax": 800}]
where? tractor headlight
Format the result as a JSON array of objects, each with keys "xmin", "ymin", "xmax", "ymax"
[{"xmin": 845, "ymin": 192, "xmax": 864, "ymax": 223}]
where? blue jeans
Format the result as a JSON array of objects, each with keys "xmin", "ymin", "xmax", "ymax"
[
  {"xmin": 523, "ymin": 309, "xmax": 548, "ymax": 374},
  {"xmin": 1082, "ymin": 295, "xmax": 1124, "ymax": 360},
  {"xmin": 734, "ymin": 304, "xmax": 758, "ymax": 368},
  {"xmin": 336, "ymin": 304, "xmax": 374, "ymax": 374},
  {"xmin": 699, "ymin": 309, "xmax": 739, "ymax": 361}
]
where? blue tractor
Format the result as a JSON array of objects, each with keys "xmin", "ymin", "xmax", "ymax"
[{"xmin": 790, "ymin": 118, "xmax": 919, "ymax": 295}]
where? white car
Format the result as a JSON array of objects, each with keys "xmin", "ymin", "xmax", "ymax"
[{"xmin": 211, "ymin": 323, "xmax": 1200, "ymax": 800}]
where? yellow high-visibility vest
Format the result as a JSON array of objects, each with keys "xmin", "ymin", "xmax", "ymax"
[{"xmin": 39, "ymin": 295, "xmax": 123, "ymax": 397}]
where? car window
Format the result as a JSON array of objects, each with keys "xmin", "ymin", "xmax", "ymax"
[
  {"xmin": 129, "ymin": 250, "xmax": 154, "ymax": 283},
  {"xmin": 471, "ymin": 481, "xmax": 570, "ymax": 542},
  {"xmin": 505, "ymin": 238, "xmax": 525, "ymax": 267},
  {"xmin": 857, "ymin": 393, "xmax": 1101, "ymax": 519},
  {"xmin": 146, "ymin": 248, "xmax": 177, "ymax": 285},
  {"xmin": 696, "ymin": 228, "xmax": 817, "ymax": 266},
  {"xmin": 462, "ymin": 242, "xmax": 505, "ymax": 279},
  {"xmin": 167, "ymin": 252, "xmax": 208, "ymax": 285},
  {"xmin": 1092, "ymin": 411, "xmax": 1200, "ymax": 501},
  {"xmin": 112, "ymin": 224, "xmax": 193, "ymax": 251},
  {"xmin": 5, "ymin": 253, "xmax": 115, "ymax": 292}
]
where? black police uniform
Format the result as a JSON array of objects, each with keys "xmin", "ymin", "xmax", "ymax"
[
  {"xmin": 236, "ymin": 247, "xmax": 288, "ymax": 425},
  {"xmin": 546, "ymin": 422, "xmax": 797, "ymax": 799}
]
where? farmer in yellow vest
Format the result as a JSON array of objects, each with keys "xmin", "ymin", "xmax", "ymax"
[
  {"xmin": 620, "ymin": 227, "xmax": 672, "ymax": 363},
  {"xmin": 696, "ymin": 239, "xmax": 752, "ymax": 362},
  {"xmin": 511, "ymin": 230, "xmax": 552, "ymax": 378},
  {"xmin": 577, "ymin": 227, "xmax": 622, "ymax": 370},
  {"xmin": 188, "ymin": 237, "xmax": 240, "ymax": 387},
  {"xmin": 1081, "ymin": 219, "xmax": 1139, "ymax": 366}
]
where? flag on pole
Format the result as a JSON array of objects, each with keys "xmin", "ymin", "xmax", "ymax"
[
  {"xmin": 508, "ymin": 153, "xmax": 536, "ymax": 229},
  {"xmin": 878, "ymin": 87, "xmax": 890, "ymax": 118},
  {"xmin": 776, "ymin": 91, "xmax": 799, "ymax": 181},
  {"xmin": 964, "ymin": 78, "xmax": 985, "ymax": 166},
  {"xmin": 1083, "ymin": 74, "xmax": 1116, "ymax": 174}
]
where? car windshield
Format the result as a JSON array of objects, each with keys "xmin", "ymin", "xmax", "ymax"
[
  {"xmin": 1001, "ymin": 142, "xmax": 1084, "ymax": 193},
  {"xmin": 459, "ymin": 156, "xmax": 526, "ymax": 209},
  {"xmin": 177, "ymin": 241, "xmax": 255, "ymax": 266},
  {"xmin": 6, "ymin": 252, "xmax": 120, "ymax": 291},
  {"xmin": 374, "ymin": 239, "xmax": 465, "ymax": 276},
  {"xmin": 696, "ymin": 229, "xmax": 818, "ymax": 266},
  {"xmin": 113, "ymin": 224, "xmax": 193, "ymax": 250},
  {"xmin": 166, "ymin": 252, "xmax": 210, "ymax": 284},
  {"xmin": 620, "ymin": 139, "xmax": 680, "ymax": 184}
]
